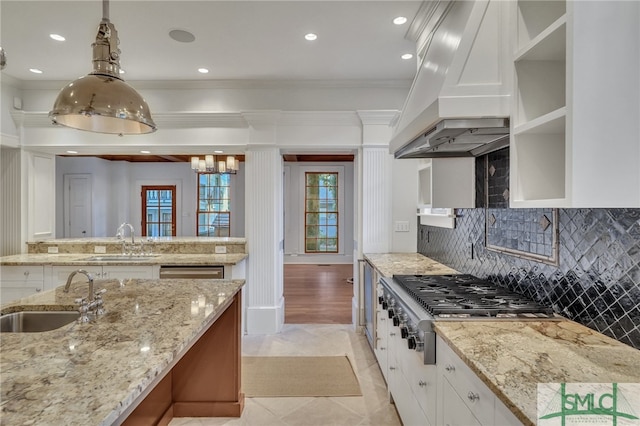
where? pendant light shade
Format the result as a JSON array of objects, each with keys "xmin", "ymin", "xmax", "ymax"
[{"xmin": 49, "ymin": 0, "xmax": 156, "ymax": 134}]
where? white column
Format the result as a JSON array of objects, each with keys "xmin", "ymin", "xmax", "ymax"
[
  {"xmin": 243, "ymin": 112, "xmax": 284, "ymax": 334},
  {"xmin": 353, "ymin": 111, "xmax": 396, "ymax": 329}
]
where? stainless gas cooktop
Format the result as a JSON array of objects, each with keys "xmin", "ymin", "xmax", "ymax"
[{"xmin": 392, "ymin": 274, "xmax": 557, "ymax": 319}]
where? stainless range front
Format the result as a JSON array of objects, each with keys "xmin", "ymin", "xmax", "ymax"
[{"xmin": 378, "ymin": 274, "xmax": 560, "ymax": 365}]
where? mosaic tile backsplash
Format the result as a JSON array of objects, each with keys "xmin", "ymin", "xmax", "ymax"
[{"xmin": 418, "ymin": 208, "xmax": 640, "ymax": 349}]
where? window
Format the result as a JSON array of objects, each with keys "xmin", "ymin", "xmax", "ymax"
[
  {"xmin": 142, "ymin": 186, "xmax": 176, "ymax": 237},
  {"xmin": 305, "ymin": 172, "xmax": 338, "ymax": 253},
  {"xmin": 197, "ymin": 173, "xmax": 231, "ymax": 237}
]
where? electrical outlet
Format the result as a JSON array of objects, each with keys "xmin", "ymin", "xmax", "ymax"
[
  {"xmin": 215, "ymin": 246, "xmax": 227, "ymax": 254},
  {"xmin": 47, "ymin": 246, "xmax": 58, "ymax": 254},
  {"xmin": 94, "ymin": 246, "xmax": 107, "ymax": 254}
]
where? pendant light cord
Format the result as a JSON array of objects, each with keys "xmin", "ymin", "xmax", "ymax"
[{"xmin": 102, "ymin": 0, "xmax": 110, "ymax": 22}]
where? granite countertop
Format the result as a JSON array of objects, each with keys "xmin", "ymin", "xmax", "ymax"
[
  {"xmin": 0, "ymin": 278, "xmax": 244, "ymax": 425},
  {"xmin": 27, "ymin": 237, "xmax": 247, "ymax": 245},
  {"xmin": 434, "ymin": 320, "xmax": 640, "ymax": 425},
  {"xmin": 364, "ymin": 252, "xmax": 459, "ymax": 277},
  {"xmin": 0, "ymin": 252, "xmax": 248, "ymax": 266}
]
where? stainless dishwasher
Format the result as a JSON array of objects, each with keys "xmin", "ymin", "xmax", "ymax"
[{"xmin": 159, "ymin": 265, "xmax": 224, "ymax": 279}]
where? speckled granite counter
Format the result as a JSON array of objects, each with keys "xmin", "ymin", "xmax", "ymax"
[
  {"xmin": 0, "ymin": 278, "xmax": 244, "ymax": 425},
  {"xmin": 434, "ymin": 320, "xmax": 640, "ymax": 425},
  {"xmin": 0, "ymin": 252, "xmax": 247, "ymax": 266},
  {"xmin": 364, "ymin": 252, "xmax": 459, "ymax": 277}
]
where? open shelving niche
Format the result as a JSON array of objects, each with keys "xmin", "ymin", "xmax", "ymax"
[{"xmin": 511, "ymin": 1, "xmax": 568, "ymax": 207}]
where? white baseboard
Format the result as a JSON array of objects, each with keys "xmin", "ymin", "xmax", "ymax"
[{"xmin": 245, "ymin": 297, "xmax": 284, "ymax": 334}]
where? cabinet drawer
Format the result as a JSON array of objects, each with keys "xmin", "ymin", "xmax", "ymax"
[
  {"xmin": 404, "ymin": 347, "xmax": 437, "ymax": 425},
  {"xmin": 437, "ymin": 336, "xmax": 495, "ymax": 425},
  {"xmin": 0, "ymin": 266, "xmax": 45, "ymax": 282}
]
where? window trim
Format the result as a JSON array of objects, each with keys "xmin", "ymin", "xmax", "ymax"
[
  {"xmin": 141, "ymin": 185, "xmax": 177, "ymax": 237},
  {"xmin": 196, "ymin": 173, "xmax": 232, "ymax": 237}
]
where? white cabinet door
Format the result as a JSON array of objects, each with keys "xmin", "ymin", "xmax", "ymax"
[
  {"xmin": 442, "ymin": 377, "xmax": 481, "ymax": 426},
  {"xmin": 0, "ymin": 266, "xmax": 45, "ymax": 304},
  {"xmin": 52, "ymin": 266, "xmax": 104, "ymax": 286}
]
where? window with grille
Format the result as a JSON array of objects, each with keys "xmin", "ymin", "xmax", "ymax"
[
  {"xmin": 142, "ymin": 186, "xmax": 176, "ymax": 237},
  {"xmin": 304, "ymin": 172, "xmax": 338, "ymax": 253},
  {"xmin": 197, "ymin": 173, "xmax": 231, "ymax": 237}
]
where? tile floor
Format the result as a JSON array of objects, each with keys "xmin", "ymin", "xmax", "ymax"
[{"xmin": 169, "ymin": 324, "xmax": 402, "ymax": 426}]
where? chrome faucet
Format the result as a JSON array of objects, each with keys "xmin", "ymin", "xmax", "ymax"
[
  {"xmin": 64, "ymin": 269, "xmax": 94, "ymax": 301},
  {"xmin": 116, "ymin": 222, "xmax": 135, "ymax": 244},
  {"xmin": 63, "ymin": 269, "xmax": 106, "ymax": 322}
]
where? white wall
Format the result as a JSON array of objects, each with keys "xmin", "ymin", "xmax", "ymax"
[
  {"xmin": 391, "ymin": 157, "xmax": 419, "ymax": 252},
  {"xmin": 55, "ymin": 157, "xmax": 246, "ymax": 238},
  {"xmin": 283, "ymin": 161, "xmax": 354, "ymax": 264}
]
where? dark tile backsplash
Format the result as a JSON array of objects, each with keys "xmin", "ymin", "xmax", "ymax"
[{"xmin": 418, "ymin": 208, "xmax": 640, "ymax": 348}]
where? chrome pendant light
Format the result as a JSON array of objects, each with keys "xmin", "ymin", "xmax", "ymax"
[{"xmin": 49, "ymin": 0, "xmax": 156, "ymax": 134}]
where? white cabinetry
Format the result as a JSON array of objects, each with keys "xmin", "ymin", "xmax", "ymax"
[
  {"xmin": 437, "ymin": 335, "xmax": 522, "ymax": 426},
  {"xmin": 511, "ymin": 0, "xmax": 640, "ymax": 207},
  {"xmin": 0, "ymin": 266, "xmax": 45, "ymax": 304},
  {"xmin": 51, "ymin": 265, "xmax": 156, "ymax": 286},
  {"xmin": 374, "ymin": 285, "xmax": 389, "ymax": 382},
  {"xmin": 387, "ymin": 324, "xmax": 431, "ymax": 426}
]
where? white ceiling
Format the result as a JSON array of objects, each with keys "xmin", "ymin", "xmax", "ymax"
[{"xmin": 1, "ymin": 0, "xmax": 421, "ymax": 84}]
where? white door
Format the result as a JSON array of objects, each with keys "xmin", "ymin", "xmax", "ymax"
[{"xmin": 64, "ymin": 174, "xmax": 92, "ymax": 238}]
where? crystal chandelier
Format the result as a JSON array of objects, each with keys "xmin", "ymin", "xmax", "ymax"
[{"xmin": 191, "ymin": 155, "xmax": 239, "ymax": 174}]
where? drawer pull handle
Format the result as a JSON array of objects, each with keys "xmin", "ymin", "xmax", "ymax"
[
  {"xmin": 445, "ymin": 365, "xmax": 455, "ymax": 372},
  {"xmin": 24, "ymin": 271, "xmax": 29, "ymax": 276},
  {"xmin": 418, "ymin": 380, "xmax": 427, "ymax": 387},
  {"xmin": 389, "ymin": 366, "xmax": 396, "ymax": 371},
  {"xmin": 467, "ymin": 391, "xmax": 480, "ymax": 402},
  {"xmin": 390, "ymin": 332, "xmax": 396, "ymax": 336}
]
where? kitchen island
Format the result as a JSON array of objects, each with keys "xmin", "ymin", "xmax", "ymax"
[{"xmin": 0, "ymin": 277, "xmax": 245, "ymax": 425}]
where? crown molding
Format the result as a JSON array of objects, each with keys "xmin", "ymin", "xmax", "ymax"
[
  {"xmin": 12, "ymin": 78, "xmax": 413, "ymax": 91},
  {"xmin": 357, "ymin": 110, "xmax": 400, "ymax": 126}
]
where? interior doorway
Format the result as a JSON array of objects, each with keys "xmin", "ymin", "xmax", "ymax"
[
  {"xmin": 284, "ymin": 264, "xmax": 353, "ymax": 324},
  {"xmin": 64, "ymin": 174, "xmax": 93, "ymax": 238}
]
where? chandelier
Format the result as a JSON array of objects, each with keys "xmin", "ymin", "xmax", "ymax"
[{"xmin": 191, "ymin": 155, "xmax": 239, "ymax": 174}]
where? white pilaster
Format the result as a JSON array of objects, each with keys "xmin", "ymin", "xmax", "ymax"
[{"xmin": 244, "ymin": 112, "xmax": 284, "ymax": 334}]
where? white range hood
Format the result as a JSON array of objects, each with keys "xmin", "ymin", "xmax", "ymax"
[{"xmin": 391, "ymin": 0, "xmax": 512, "ymax": 158}]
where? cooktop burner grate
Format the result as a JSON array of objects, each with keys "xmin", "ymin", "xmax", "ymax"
[{"xmin": 392, "ymin": 274, "xmax": 555, "ymax": 318}]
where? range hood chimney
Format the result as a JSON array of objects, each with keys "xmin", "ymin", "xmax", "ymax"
[{"xmin": 391, "ymin": 0, "xmax": 511, "ymax": 159}]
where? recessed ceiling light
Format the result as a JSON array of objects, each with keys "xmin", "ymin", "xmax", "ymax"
[
  {"xmin": 66, "ymin": 150, "xmax": 78, "ymax": 154},
  {"xmin": 198, "ymin": 68, "xmax": 209, "ymax": 74},
  {"xmin": 401, "ymin": 53, "xmax": 414, "ymax": 60},
  {"xmin": 29, "ymin": 68, "xmax": 43, "ymax": 74},
  {"xmin": 50, "ymin": 34, "xmax": 65, "ymax": 41},
  {"xmin": 119, "ymin": 69, "xmax": 125, "ymax": 74},
  {"xmin": 140, "ymin": 150, "xmax": 151, "ymax": 154},
  {"xmin": 305, "ymin": 33, "xmax": 318, "ymax": 41},
  {"xmin": 393, "ymin": 16, "xmax": 408, "ymax": 25},
  {"xmin": 169, "ymin": 29, "xmax": 196, "ymax": 43},
  {"xmin": 214, "ymin": 150, "xmax": 223, "ymax": 154}
]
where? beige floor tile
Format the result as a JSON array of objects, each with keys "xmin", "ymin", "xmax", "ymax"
[{"xmin": 169, "ymin": 325, "xmax": 401, "ymax": 426}]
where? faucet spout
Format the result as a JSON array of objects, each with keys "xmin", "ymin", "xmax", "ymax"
[
  {"xmin": 64, "ymin": 269, "xmax": 95, "ymax": 302},
  {"xmin": 116, "ymin": 222, "xmax": 135, "ymax": 244}
]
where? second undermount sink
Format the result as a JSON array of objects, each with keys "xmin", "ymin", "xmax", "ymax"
[
  {"xmin": 1, "ymin": 311, "xmax": 79, "ymax": 333},
  {"xmin": 83, "ymin": 255, "xmax": 160, "ymax": 262}
]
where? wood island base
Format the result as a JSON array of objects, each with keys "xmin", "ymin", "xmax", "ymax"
[{"xmin": 123, "ymin": 292, "xmax": 244, "ymax": 425}]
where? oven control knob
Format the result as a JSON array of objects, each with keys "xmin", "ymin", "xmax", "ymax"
[
  {"xmin": 388, "ymin": 308, "xmax": 395, "ymax": 319},
  {"xmin": 378, "ymin": 296, "xmax": 384, "ymax": 304},
  {"xmin": 393, "ymin": 316, "xmax": 400, "ymax": 327},
  {"xmin": 382, "ymin": 301, "xmax": 388, "ymax": 310},
  {"xmin": 400, "ymin": 327, "xmax": 409, "ymax": 338},
  {"xmin": 408, "ymin": 335, "xmax": 417, "ymax": 350}
]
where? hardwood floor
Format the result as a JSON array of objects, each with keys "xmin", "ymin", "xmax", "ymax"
[{"xmin": 284, "ymin": 264, "xmax": 354, "ymax": 324}]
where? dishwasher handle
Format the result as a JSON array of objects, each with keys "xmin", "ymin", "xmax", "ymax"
[{"xmin": 159, "ymin": 266, "xmax": 224, "ymax": 279}]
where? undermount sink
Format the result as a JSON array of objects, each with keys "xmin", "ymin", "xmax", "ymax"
[
  {"xmin": 1, "ymin": 311, "xmax": 79, "ymax": 333},
  {"xmin": 82, "ymin": 255, "xmax": 160, "ymax": 262}
]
